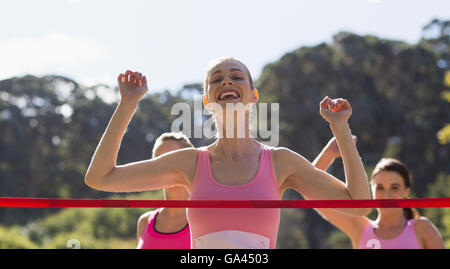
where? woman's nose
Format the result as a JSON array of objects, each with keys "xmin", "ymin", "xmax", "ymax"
[
  {"xmin": 384, "ymin": 191, "xmax": 392, "ymax": 198},
  {"xmin": 222, "ymin": 77, "xmax": 232, "ymax": 86},
  {"xmin": 376, "ymin": 191, "xmax": 388, "ymax": 199}
]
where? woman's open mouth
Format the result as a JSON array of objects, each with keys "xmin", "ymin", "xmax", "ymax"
[{"xmin": 217, "ymin": 89, "xmax": 241, "ymax": 101}]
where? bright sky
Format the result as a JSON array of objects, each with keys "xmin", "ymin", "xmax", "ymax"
[{"xmin": 1, "ymin": 0, "xmax": 449, "ymax": 100}]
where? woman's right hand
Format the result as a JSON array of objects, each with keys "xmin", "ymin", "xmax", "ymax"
[{"xmin": 117, "ymin": 70, "xmax": 148, "ymax": 103}]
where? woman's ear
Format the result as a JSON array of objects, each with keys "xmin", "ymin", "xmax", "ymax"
[
  {"xmin": 253, "ymin": 88, "xmax": 259, "ymax": 101},
  {"xmin": 203, "ymin": 94, "xmax": 208, "ymax": 106}
]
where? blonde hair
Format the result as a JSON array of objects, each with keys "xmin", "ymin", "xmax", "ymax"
[
  {"xmin": 202, "ymin": 56, "xmax": 254, "ymax": 94},
  {"xmin": 152, "ymin": 132, "xmax": 194, "ymax": 158}
]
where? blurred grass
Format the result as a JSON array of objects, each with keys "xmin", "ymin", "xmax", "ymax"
[{"xmin": 0, "ymin": 191, "xmax": 163, "ymax": 249}]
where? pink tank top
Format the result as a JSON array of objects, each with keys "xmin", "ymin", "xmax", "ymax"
[
  {"xmin": 358, "ymin": 219, "xmax": 422, "ymax": 249},
  {"xmin": 137, "ymin": 208, "xmax": 191, "ymax": 249},
  {"xmin": 187, "ymin": 146, "xmax": 281, "ymax": 249}
]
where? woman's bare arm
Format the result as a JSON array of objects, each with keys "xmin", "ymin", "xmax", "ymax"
[
  {"xmin": 276, "ymin": 98, "xmax": 371, "ymax": 216},
  {"xmin": 310, "ymin": 137, "xmax": 368, "ymax": 245},
  {"xmin": 84, "ymin": 71, "xmax": 195, "ymax": 192}
]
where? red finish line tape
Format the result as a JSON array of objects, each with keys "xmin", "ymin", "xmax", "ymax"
[{"xmin": 1, "ymin": 197, "xmax": 450, "ymax": 208}]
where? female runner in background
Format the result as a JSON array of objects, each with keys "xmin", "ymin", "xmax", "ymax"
[
  {"xmin": 136, "ymin": 132, "xmax": 192, "ymax": 249},
  {"xmin": 310, "ymin": 137, "xmax": 445, "ymax": 249}
]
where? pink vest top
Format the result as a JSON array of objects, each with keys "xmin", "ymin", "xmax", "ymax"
[
  {"xmin": 358, "ymin": 219, "xmax": 422, "ymax": 249},
  {"xmin": 137, "ymin": 208, "xmax": 191, "ymax": 249},
  {"xmin": 187, "ymin": 146, "xmax": 281, "ymax": 249}
]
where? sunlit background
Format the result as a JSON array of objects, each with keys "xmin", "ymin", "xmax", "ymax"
[
  {"xmin": 0, "ymin": 0, "xmax": 449, "ymax": 250},
  {"xmin": 1, "ymin": 0, "xmax": 449, "ymax": 100}
]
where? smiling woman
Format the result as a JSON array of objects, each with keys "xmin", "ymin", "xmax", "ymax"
[{"xmin": 84, "ymin": 56, "xmax": 371, "ymax": 249}]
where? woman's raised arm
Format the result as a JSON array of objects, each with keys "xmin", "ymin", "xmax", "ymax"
[
  {"xmin": 84, "ymin": 71, "xmax": 196, "ymax": 192},
  {"xmin": 275, "ymin": 97, "xmax": 371, "ymax": 216}
]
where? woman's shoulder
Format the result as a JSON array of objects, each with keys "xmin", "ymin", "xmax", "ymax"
[
  {"xmin": 137, "ymin": 209, "xmax": 159, "ymax": 226},
  {"xmin": 172, "ymin": 146, "xmax": 201, "ymax": 155},
  {"xmin": 271, "ymin": 147, "xmax": 309, "ymax": 164},
  {"xmin": 412, "ymin": 216, "xmax": 446, "ymax": 248},
  {"xmin": 165, "ymin": 147, "xmax": 200, "ymax": 164},
  {"xmin": 413, "ymin": 216, "xmax": 436, "ymax": 231}
]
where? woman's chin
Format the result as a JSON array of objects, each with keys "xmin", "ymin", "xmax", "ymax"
[{"xmin": 378, "ymin": 207, "xmax": 401, "ymax": 215}]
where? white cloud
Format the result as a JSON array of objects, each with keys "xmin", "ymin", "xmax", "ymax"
[
  {"xmin": 77, "ymin": 74, "xmax": 117, "ymax": 88},
  {"xmin": 95, "ymin": 84, "xmax": 120, "ymax": 104},
  {"xmin": 0, "ymin": 32, "xmax": 108, "ymax": 80},
  {"xmin": 78, "ymin": 75, "xmax": 120, "ymax": 104}
]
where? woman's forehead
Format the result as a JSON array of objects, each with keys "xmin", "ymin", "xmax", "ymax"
[
  {"xmin": 209, "ymin": 60, "xmax": 247, "ymax": 75},
  {"xmin": 371, "ymin": 170, "xmax": 405, "ymax": 185}
]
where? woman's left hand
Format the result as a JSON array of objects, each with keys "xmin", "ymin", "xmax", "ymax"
[
  {"xmin": 324, "ymin": 135, "xmax": 358, "ymax": 159},
  {"xmin": 319, "ymin": 96, "xmax": 352, "ymax": 125}
]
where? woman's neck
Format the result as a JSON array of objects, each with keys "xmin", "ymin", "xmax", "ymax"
[
  {"xmin": 215, "ymin": 108, "xmax": 253, "ymax": 140},
  {"xmin": 375, "ymin": 209, "xmax": 407, "ymax": 228},
  {"xmin": 159, "ymin": 207, "xmax": 186, "ymax": 218},
  {"xmin": 162, "ymin": 188, "xmax": 188, "ymax": 217}
]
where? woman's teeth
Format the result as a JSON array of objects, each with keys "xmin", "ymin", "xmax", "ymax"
[{"xmin": 219, "ymin": 90, "xmax": 240, "ymax": 100}]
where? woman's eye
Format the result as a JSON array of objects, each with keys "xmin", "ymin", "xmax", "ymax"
[
  {"xmin": 211, "ymin": 78, "xmax": 222, "ymax": 83},
  {"xmin": 232, "ymin": 77, "xmax": 243, "ymax": 80}
]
